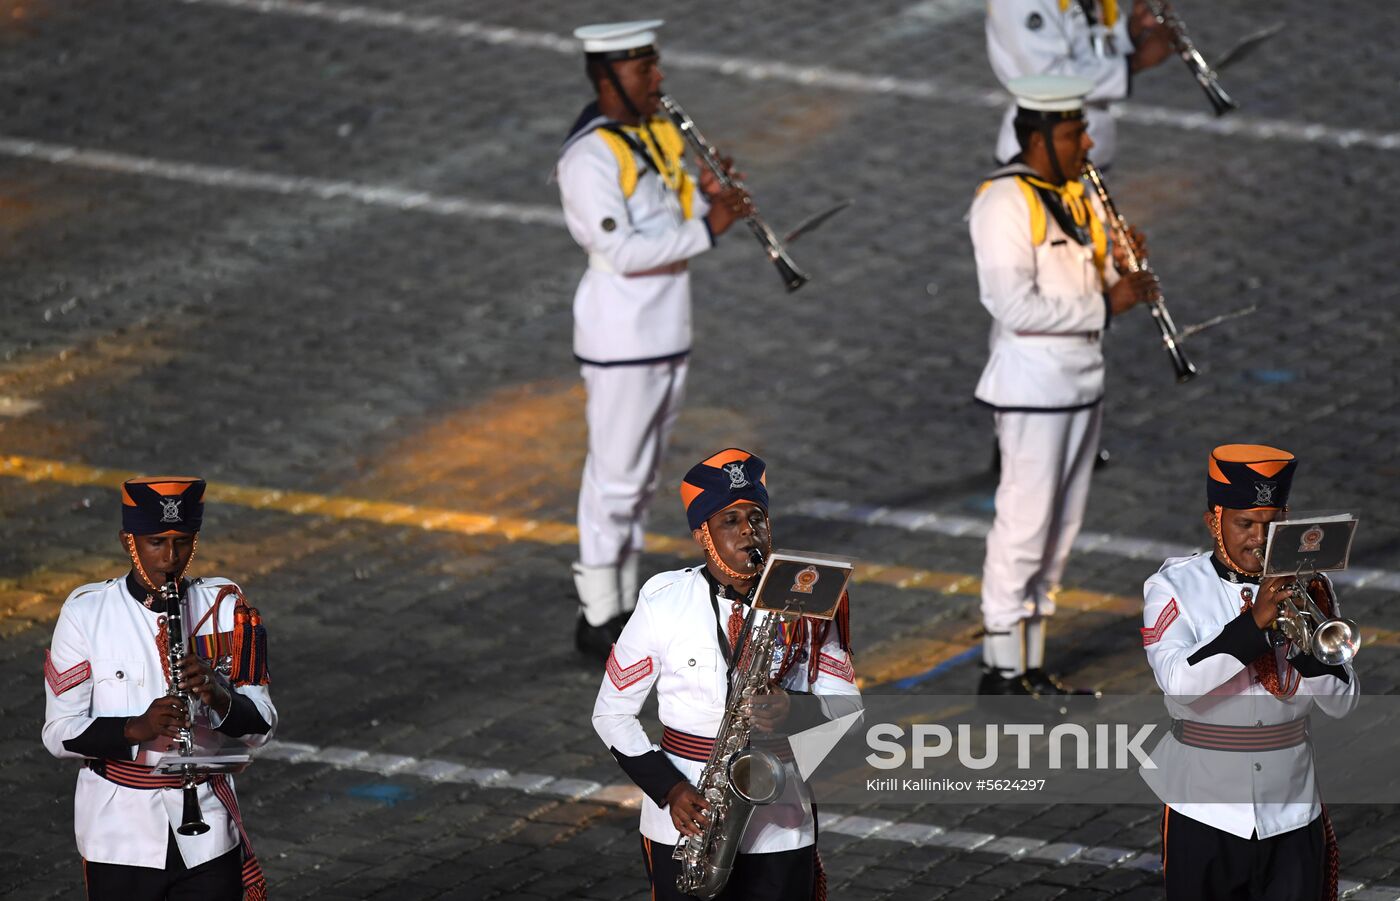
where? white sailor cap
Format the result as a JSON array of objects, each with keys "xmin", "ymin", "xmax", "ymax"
[
  {"xmin": 574, "ymin": 20, "xmax": 664, "ymax": 60},
  {"xmin": 1008, "ymin": 74, "xmax": 1095, "ymax": 115}
]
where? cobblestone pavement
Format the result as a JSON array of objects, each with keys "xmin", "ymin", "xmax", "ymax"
[{"xmin": 2, "ymin": 0, "xmax": 1399, "ymax": 898}]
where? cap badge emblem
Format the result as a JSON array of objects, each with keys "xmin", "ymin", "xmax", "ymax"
[
  {"xmin": 1254, "ymin": 482, "xmax": 1276, "ymax": 506},
  {"xmin": 723, "ymin": 462, "xmax": 749, "ymax": 489},
  {"xmin": 159, "ymin": 498, "xmax": 183, "ymax": 523}
]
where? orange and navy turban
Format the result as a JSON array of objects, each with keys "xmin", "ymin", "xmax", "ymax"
[
  {"xmin": 1207, "ymin": 445, "xmax": 1296, "ymax": 511},
  {"xmin": 680, "ymin": 448, "xmax": 768, "ymax": 531},
  {"xmin": 121, "ymin": 477, "xmax": 205, "ymax": 535}
]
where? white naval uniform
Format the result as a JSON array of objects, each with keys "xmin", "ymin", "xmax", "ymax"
[
  {"xmin": 43, "ymin": 577, "xmax": 277, "ymax": 869},
  {"xmin": 970, "ymin": 167, "xmax": 1119, "ymax": 633},
  {"xmin": 557, "ymin": 111, "xmax": 714, "ymax": 574},
  {"xmin": 988, "ymin": 0, "xmax": 1135, "ymax": 166},
  {"xmin": 592, "ymin": 566, "xmax": 861, "ymax": 852},
  {"xmin": 1141, "ymin": 553, "xmax": 1357, "ymax": 839}
]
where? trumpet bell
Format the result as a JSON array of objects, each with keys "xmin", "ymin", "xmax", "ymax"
[{"xmin": 1311, "ymin": 618, "xmax": 1360, "ymax": 667}]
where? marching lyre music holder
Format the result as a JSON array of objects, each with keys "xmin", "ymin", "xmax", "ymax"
[
  {"xmin": 750, "ymin": 550, "xmax": 855, "ymax": 621},
  {"xmin": 1262, "ymin": 513, "xmax": 1358, "ymax": 580},
  {"xmin": 152, "ymin": 752, "xmax": 252, "ymax": 777}
]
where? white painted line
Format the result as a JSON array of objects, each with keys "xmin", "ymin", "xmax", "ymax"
[
  {"xmin": 171, "ymin": 0, "xmax": 1400, "ymax": 153},
  {"xmin": 0, "ymin": 396, "xmax": 43, "ymax": 418},
  {"xmin": 788, "ymin": 498, "xmax": 1400, "ymax": 593},
  {"xmin": 0, "ymin": 136, "xmax": 566, "ymax": 227},
  {"xmin": 247, "ymin": 739, "xmax": 1400, "ymax": 893}
]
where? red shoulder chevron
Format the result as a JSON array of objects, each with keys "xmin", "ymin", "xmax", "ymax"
[
  {"xmin": 1141, "ymin": 599, "xmax": 1180, "ymax": 647},
  {"xmin": 606, "ymin": 646, "xmax": 654, "ymax": 691},
  {"xmin": 817, "ymin": 651, "xmax": 855, "ymax": 683},
  {"xmin": 44, "ymin": 650, "xmax": 92, "ymax": 696}
]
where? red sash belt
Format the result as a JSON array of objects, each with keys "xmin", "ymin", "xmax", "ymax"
[
  {"xmin": 661, "ymin": 727, "xmax": 795, "ymax": 764},
  {"xmin": 85, "ymin": 758, "xmax": 267, "ymax": 900},
  {"xmin": 1172, "ymin": 718, "xmax": 1309, "ymax": 752}
]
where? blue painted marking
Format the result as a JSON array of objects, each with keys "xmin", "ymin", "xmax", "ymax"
[
  {"xmin": 1244, "ymin": 369, "xmax": 1297, "ymax": 384},
  {"xmin": 891, "ymin": 646, "xmax": 982, "ymax": 690},
  {"xmin": 348, "ymin": 783, "xmax": 416, "ymax": 806},
  {"xmin": 965, "ymin": 494, "xmax": 997, "ymax": 514}
]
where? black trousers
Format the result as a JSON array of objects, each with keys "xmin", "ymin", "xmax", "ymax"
[
  {"xmin": 642, "ymin": 836, "xmax": 815, "ymax": 901},
  {"xmin": 1162, "ymin": 807, "xmax": 1333, "ymax": 901},
  {"xmin": 84, "ymin": 831, "xmax": 243, "ymax": 901}
]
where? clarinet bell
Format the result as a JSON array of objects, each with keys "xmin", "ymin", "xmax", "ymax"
[
  {"xmin": 178, "ymin": 786, "xmax": 211, "ymax": 836},
  {"xmin": 770, "ymin": 247, "xmax": 809, "ymax": 293}
]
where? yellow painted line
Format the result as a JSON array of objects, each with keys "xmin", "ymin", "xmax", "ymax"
[
  {"xmin": 6, "ymin": 454, "xmax": 1396, "ymax": 684},
  {"xmin": 0, "ymin": 453, "xmax": 1131, "ymax": 642}
]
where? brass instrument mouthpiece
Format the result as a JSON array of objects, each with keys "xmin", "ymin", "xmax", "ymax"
[{"xmin": 748, "ymin": 548, "xmax": 765, "ymax": 569}]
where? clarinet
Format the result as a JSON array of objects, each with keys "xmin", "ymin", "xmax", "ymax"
[
  {"xmin": 658, "ymin": 95, "xmax": 809, "ymax": 293},
  {"xmin": 1081, "ymin": 162, "xmax": 1198, "ymax": 383},
  {"xmin": 160, "ymin": 578, "xmax": 211, "ymax": 836}
]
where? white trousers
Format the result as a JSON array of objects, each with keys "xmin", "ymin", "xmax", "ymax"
[
  {"xmin": 577, "ymin": 358, "xmax": 688, "ymax": 567},
  {"xmin": 981, "ymin": 404, "xmax": 1103, "ymax": 632}
]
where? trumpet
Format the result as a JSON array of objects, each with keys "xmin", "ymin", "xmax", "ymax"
[
  {"xmin": 658, "ymin": 95, "xmax": 809, "ymax": 293},
  {"xmin": 1081, "ymin": 162, "xmax": 1198, "ymax": 383},
  {"xmin": 1143, "ymin": 0, "xmax": 1238, "ymax": 116},
  {"xmin": 1250, "ymin": 552, "xmax": 1361, "ymax": 666},
  {"xmin": 160, "ymin": 579, "xmax": 211, "ymax": 836}
]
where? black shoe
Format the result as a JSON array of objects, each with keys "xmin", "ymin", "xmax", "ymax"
[
  {"xmin": 977, "ymin": 670, "xmax": 1032, "ymax": 696},
  {"xmin": 1023, "ymin": 668, "xmax": 1102, "ymax": 700},
  {"xmin": 1094, "ymin": 448, "xmax": 1111, "ymax": 470},
  {"xmin": 574, "ymin": 615, "xmax": 614, "ymax": 662},
  {"xmin": 605, "ymin": 611, "xmax": 632, "ymax": 641}
]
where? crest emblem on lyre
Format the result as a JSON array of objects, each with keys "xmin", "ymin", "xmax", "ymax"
[
  {"xmin": 1254, "ymin": 481, "xmax": 1276, "ymax": 506},
  {"xmin": 724, "ymin": 462, "xmax": 749, "ymax": 490},
  {"xmin": 159, "ymin": 498, "xmax": 183, "ymax": 523},
  {"xmin": 791, "ymin": 565, "xmax": 820, "ymax": 595},
  {"xmin": 1299, "ymin": 526, "xmax": 1325, "ymax": 553}
]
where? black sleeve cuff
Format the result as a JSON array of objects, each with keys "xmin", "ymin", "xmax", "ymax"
[
  {"xmin": 1287, "ymin": 654, "xmax": 1351, "ymax": 684},
  {"xmin": 1186, "ymin": 610, "xmax": 1270, "ymax": 667},
  {"xmin": 62, "ymin": 717, "xmax": 134, "ymax": 760},
  {"xmin": 610, "ymin": 747, "xmax": 688, "ymax": 808},
  {"xmin": 215, "ymin": 692, "xmax": 272, "ymax": 737},
  {"xmin": 1102, "ymin": 293, "xmax": 1113, "ymax": 330},
  {"xmin": 779, "ymin": 689, "xmax": 831, "ymax": 735}
]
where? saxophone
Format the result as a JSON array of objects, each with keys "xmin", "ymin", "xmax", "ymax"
[{"xmin": 674, "ymin": 549, "xmax": 793, "ymax": 899}]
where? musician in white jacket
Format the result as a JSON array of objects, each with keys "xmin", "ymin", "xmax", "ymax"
[
  {"xmin": 1141, "ymin": 445, "xmax": 1357, "ymax": 900},
  {"xmin": 592, "ymin": 449, "xmax": 859, "ymax": 900},
  {"xmin": 43, "ymin": 477, "xmax": 275, "ymax": 901},
  {"xmin": 558, "ymin": 20, "xmax": 749, "ymax": 660},
  {"xmin": 987, "ymin": 0, "xmax": 1172, "ymax": 167},
  {"xmin": 970, "ymin": 75, "xmax": 1158, "ymax": 699}
]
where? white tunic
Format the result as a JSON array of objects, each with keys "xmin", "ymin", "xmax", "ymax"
[
  {"xmin": 43, "ymin": 577, "xmax": 277, "ymax": 869},
  {"xmin": 592, "ymin": 567, "xmax": 861, "ymax": 852},
  {"xmin": 1141, "ymin": 553, "xmax": 1357, "ymax": 839},
  {"xmin": 969, "ymin": 171, "xmax": 1119, "ymax": 410},
  {"xmin": 556, "ymin": 123, "xmax": 713, "ymax": 365},
  {"xmin": 987, "ymin": 0, "xmax": 1135, "ymax": 166}
]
